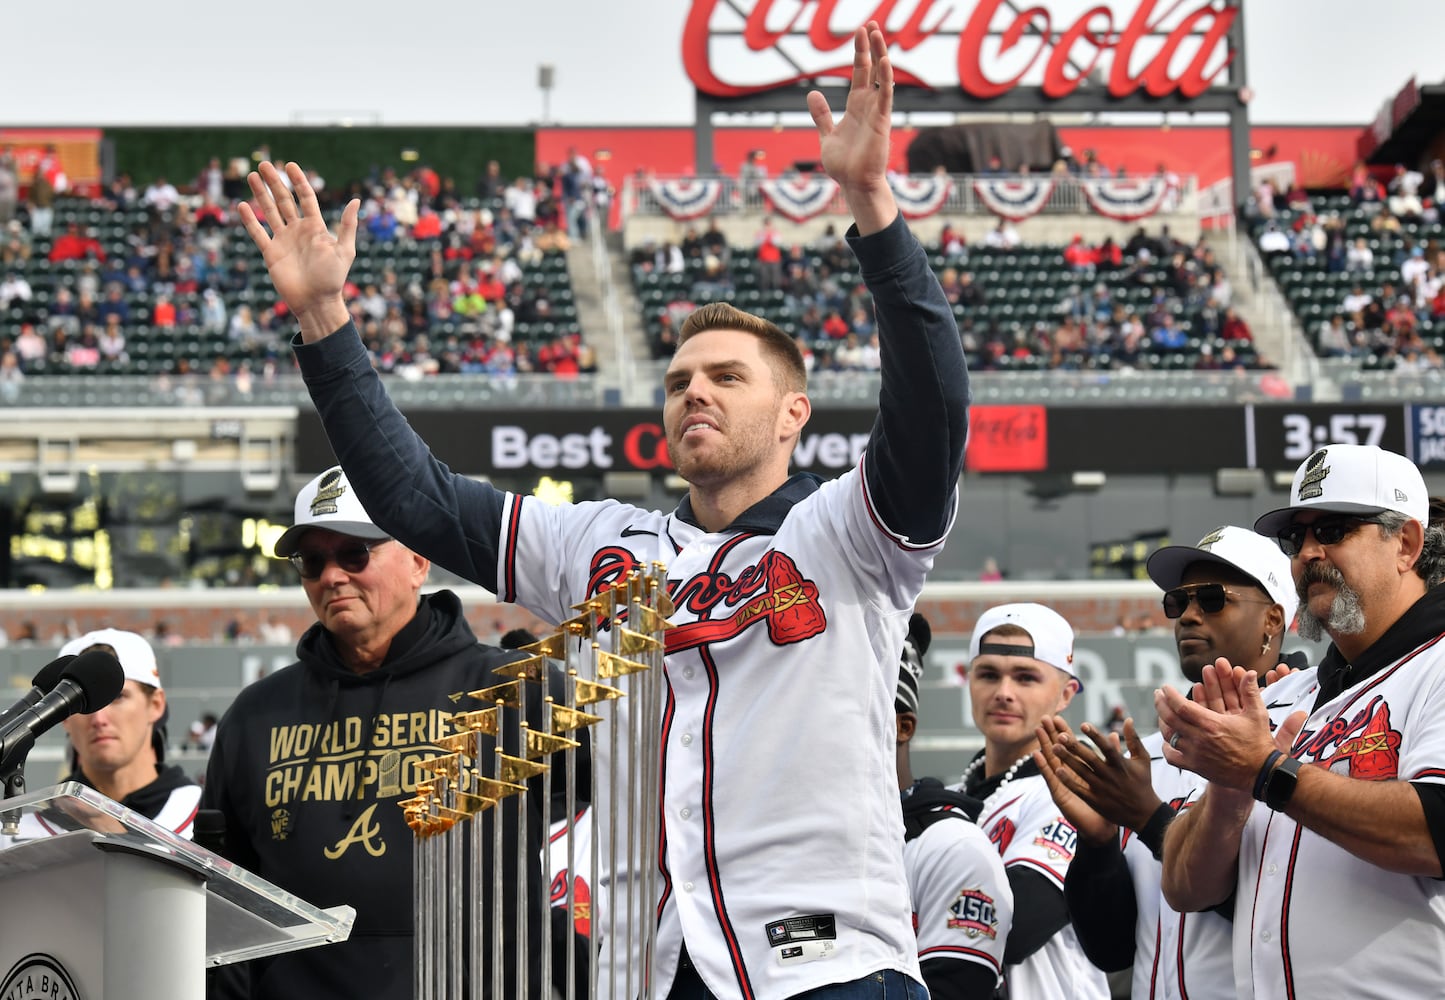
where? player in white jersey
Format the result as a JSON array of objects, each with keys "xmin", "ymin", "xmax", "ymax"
[
  {"xmin": 1033, "ymin": 526, "xmax": 1310, "ymax": 1000},
  {"xmin": 10, "ymin": 629, "xmax": 199, "ymax": 842},
  {"xmin": 238, "ymin": 22, "xmax": 967, "ymax": 1000},
  {"xmin": 895, "ymin": 613, "xmax": 1012, "ymax": 998},
  {"xmin": 951, "ymin": 603, "xmax": 1109, "ymax": 1000},
  {"xmin": 1158, "ymin": 445, "xmax": 1445, "ymax": 1000}
]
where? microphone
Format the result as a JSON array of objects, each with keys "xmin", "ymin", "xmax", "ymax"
[
  {"xmin": 0, "ymin": 654, "xmax": 76, "ymax": 730},
  {"xmin": 0, "ymin": 650, "xmax": 125, "ymax": 772}
]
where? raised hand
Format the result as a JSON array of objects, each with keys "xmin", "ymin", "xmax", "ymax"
[
  {"xmin": 806, "ymin": 21, "xmax": 898, "ymax": 235},
  {"xmin": 1034, "ymin": 716, "xmax": 1119, "ymax": 847},
  {"xmin": 1053, "ymin": 718, "xmax": 1163, "ymax": 833},
  {"xmin": 238, "ymin": 161, "xmax": 359, "ymax": 341},
  {"xmin": 1157, "ymin": 667, "xmax": 1278, "ymax": 790}
]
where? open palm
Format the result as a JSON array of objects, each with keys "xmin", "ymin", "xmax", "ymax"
[{"xmin": 238, "ymin": 162, "xmax": 359, "ymax": 328}]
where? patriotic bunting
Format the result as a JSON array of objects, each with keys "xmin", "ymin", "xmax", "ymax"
[
  {"xmin": 973, "ymin": 178, "xmax": 1056, "ymax": 222},
  {"xmin": 647, "ymin": 178, "xmax": 725, "ymax": 221},
  {"xmin": 1079, "ymin": 177, "xmax": 1172, "ymax": 221},
  {"xmin": 759, "ymin": 176, "xmax": 840, "ymax": 222},
  {"xmin": 889, "ymin": 174, "xmax": 954, "ymax": 219}
]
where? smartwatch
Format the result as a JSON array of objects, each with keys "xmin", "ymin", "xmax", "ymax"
[{"xmin": 1262, "ymin": 755, "xmax": 1303, "ymax": 812}]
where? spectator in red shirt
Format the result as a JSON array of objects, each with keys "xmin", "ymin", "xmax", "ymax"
[
  {"xmin": 475, "ymin": 266, "xmax": 506, "ymax": 304},
  {"xmin": 153, "ymin": 295, "xmax": 177, "ymax": 328},
  {"xmin": 49, "ymin": 224, "xmax": 106, "ymax": 263},
  {"xmin": 412, "ymin": 207, "xmax": 443, "ymax": 241},
  {"xmin": 1220, "ymin": 307, "xmax": 1252, "ymax": 342},
  {"xmin": 1063, "ymin": 234, "xmax": 1097, "ymax": 271}
]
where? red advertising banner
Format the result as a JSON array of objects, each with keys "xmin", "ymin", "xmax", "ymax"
[
  {"xmin": 965, "ymin": 405, "xmax": 1047, "ymax": 473},
  {"xmin": 0, "ymin": 129, "xmax": 103, "ymax": 197},
  {"xmin": 684, "ymin": 0, "xmax": 1238, "ymax": 101}
]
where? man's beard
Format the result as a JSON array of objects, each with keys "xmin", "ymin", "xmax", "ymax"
[{"xmin": 1296, "ymin": 563, "xmax": 1367, "ymax": 641}]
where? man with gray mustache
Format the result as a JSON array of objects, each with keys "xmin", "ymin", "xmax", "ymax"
[{"xmin": 1153, "ymin": 444, "xmax": 1445, "ymax": 1000}]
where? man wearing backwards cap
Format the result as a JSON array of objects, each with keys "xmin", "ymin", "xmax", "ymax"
[
  {"xmin": 1036, "ymin": 526, "xmax": 1312, "ymax": 1000},
  {"xmin": 894, "ymin": 613, "xmax": 1013, "ymax": 999},
  {"xmin": 49, "ymin": 628, "xmax": 201, "ymax": 837},
  {"xmin": 202, "ymin": 466, "xmax": 549, "ymax": 1000},
  {"xmin": 1158, "ymin": 445, "xmax": 1445, "ymax": 1000},
  {"xmin": 950, "ymin": 603, "xmax": 1109, "ymax": 1000}
]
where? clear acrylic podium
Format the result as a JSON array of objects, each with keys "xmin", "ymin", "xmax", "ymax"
[{"xmin": 0, "ymin": 781, "xmax": 355, "ymax": 1000}]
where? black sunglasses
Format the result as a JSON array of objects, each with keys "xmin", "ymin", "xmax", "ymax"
[
  {"xmin": 1275, "ymin": 515, "xmax": 1386, "ymax": 558},
  {"xmin": 288, "ymin": 539, "xmax": 390, "ymax": 580},
  {"xmin": 1162, "ymin": 583, "xmax": 1272, "ymax": 619}
]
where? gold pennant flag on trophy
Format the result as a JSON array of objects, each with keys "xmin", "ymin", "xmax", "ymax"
[
  {"xmin": 522, "ymin": 631, "xmax": 571, "ymax": 660},
  {"xmin": 498, "ymin": 752, "xmax": 549, "ymax": 784},
  {"xmin": 469, "ymin": 680, "xmax": 523, "ymax": 707},
  {"xmin": 494, "ymin": 654, "xmax": 549, "ymax": 683},
  {"xmin": 631, "ymin": 604, "xmax": 675, "ymax": 634},
  {"xmin": 574, "ymin": 678, "xmax": 623, "ymax": 706},
  {"xmin": 524, "ymin": 727, "xmax": 581, "ymax": 760},
  {"xmin": 597, "ymin": 649, "xmax": 648, "ymax": 679},
  {"xmin": 616, "ymin": 628, "xmax": 663, "ymax": 655},
  {"xmin": 452, "ymin": 707, "xmax": 500, "ymax": 735},
  {"xmin": 550, "ymin": 703, "xmax": 604, "ymax": 734}
]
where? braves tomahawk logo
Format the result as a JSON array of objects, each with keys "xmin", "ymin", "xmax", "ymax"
[
  {"xmin": 586, "ymin": 547, "xmax": 827, "ymax": 652},
  {"xmin": 986, "ymin": 816, "xmax": 1016, "ymax": 855},
  {"xmin": 1298, "ymin": 695, "xmax": 1402, "ymax": 780}
]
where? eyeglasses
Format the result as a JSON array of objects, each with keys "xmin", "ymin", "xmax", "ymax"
[
  {"xmin": 1274, "ymin": 515, "xmax": 1386, "ymax": 558},
  {"xmin": 1161, "ymin": 583, "xmax": 1273, "ymax": 619},
  {"xmin": 288, "ymin": 539, "xmax": 390, "ymax": 580}
]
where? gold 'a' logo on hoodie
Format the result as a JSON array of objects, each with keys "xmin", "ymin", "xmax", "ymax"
[
  {"xmin": 1298, "ymin": 449, "xmax": 1331, "ymax": 501},
  {"xmin": 324, "ymin": 803, "xmax": 386, "ymax": 859},
  {"xmin": 310, "ymin": 468, "xmax": 347, "ymax": 517}
]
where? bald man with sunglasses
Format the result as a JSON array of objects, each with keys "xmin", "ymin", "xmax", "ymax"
[
  {"xmin": 202, "ymin": 466, "xmax": 554, "ymax": 1000},
  {"xmin": 1156, "ymin": 445, "xmax": 1445, "ymax": 1000},
  {"xmin": 1034, "ymin": 526, "xmax": 1311, "ymax": 999}
]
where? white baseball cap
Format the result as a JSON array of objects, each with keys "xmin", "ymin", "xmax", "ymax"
[
  {"xmin": 968, "ymin": 603, "xmax": 1077, "ymax": 682},
  {"xmin": 274, "ymin": 466, "xmax": 390, "ymax": 557},
  {"xmin": 1146, "ymin": 526, "xmax": 1299, "ymax": 625},
  {"xmin": 1254, "ymin": 444, "xmax": 1428, "ymax": 537},
  {"xmin": 59, "ymin": 628, "xmax": 162, "ymax": 691}
]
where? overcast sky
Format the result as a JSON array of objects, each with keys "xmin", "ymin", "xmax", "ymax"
[{"xmin": 3, "ymin": 0, "xmax": 1440, "ymax": 127}]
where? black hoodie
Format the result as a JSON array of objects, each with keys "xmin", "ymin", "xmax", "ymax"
[{"xmin": 202, "ymin": 591, "xmax": 557, "ymax": 1000}]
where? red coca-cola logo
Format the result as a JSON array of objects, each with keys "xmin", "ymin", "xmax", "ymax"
[
  {"xmin": 683, "ymin": 0, "xmax": 1238, "ymax": 101},
  {"xmin": 965, "ymin": 404, "xmax": 1047, "ymax": 472}
]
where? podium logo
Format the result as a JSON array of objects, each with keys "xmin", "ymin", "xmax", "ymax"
[{"xmin": 1, "ymin": 954, "xmax": 83, "ymax": 1000}]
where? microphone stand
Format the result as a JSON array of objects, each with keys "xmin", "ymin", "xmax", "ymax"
[{"xmin": 1, "ymin": 756, "xmax": 26, "ymax": 837}]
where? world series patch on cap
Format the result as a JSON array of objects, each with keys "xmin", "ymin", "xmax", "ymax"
[
  {"xmin": 274, "ymin": 465, "xmax": 391, "ymax": 557},
  {"xmin": 1254, "ymin": 444, "xmax": 1428, "ymax": 537},
  {"xmin": 1146, "ymin": 525, "xmax": 1299, "ymax": 625}
]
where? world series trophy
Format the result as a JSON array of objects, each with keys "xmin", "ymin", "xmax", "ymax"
[{"xmin": 404, "ymin": 566, "xmax": 673, "ymax": 1000}]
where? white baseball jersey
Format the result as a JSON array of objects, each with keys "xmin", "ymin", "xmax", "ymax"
[
  {"xmin": 1128, "ymin": 667, "xmax": 1320, "ymax": 1000},
  {"xmin": 501, "ymin": 459, "xmax": 949, "ymax": 999},
  {"xmin": 1233, "ymin": 640, "xmax": 1445, "ymax": 1000},
  {"xmin": 973, "ymin": 772, "xmax": 1110, "ymax": 1000},
  {"xmin": 546, "ymin": 806, "xmax": 594, "ymax": 940},
  {"xmin": 903, "ymin": 805, "xmax": 1013, "ymax": 987},
  {"xmin": 5, "ymin": 782, "xmax": 200, "ymax": 844}
]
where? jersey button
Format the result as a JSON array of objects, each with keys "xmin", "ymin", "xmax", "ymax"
[
  {"xmin": 680, "ymin": 807, "xmax": 692, "ymax": 819},
  {"xmin": 1266, "ymin": 863, "xmax": 1278, "ymax": 876},
  {"xmin": 683, "ymin": 667, "xmax": 696, "ymax": 680},
  {"xmin": 683, "ymin": 881, "xmax": 695, "ymax": 892},
  {"xmin": 681, "ymin": 734, "xmax": 693, "ymax": 747},
  {"xmin": 1261, "ymin": 931, "xmax": 1272, "ymax": 943}
]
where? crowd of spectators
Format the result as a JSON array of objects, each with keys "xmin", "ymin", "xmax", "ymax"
[
  {"xmin": 635, "ymin": 214, "xmax": 1260, "ymax": 374},
  {"xmin": 1249, "ymin": 159, "xmax": 1445, "ymax": 370},
  {"xmin": 0, "ymin": 145, "xmax": 607, "ymax": 392}
]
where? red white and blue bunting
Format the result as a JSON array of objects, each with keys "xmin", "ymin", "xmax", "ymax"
[
  {"xmin": 759, "ymin": 176, "xmax": 840, "ymax": 222},
  {"xmin": 973, "ymin": 178, "xmax": 1055, "ymax": 221},
  {"xmin": 647, "ymin": 178, "xmax": 725, "ymax": 221},
  {"xmin": 1080, "ymin": 177, "xmax": 1172, "ymax": 221},
  {"xmin": 889, "ymin": 174, "xmax": 954, "ymax": 219}
]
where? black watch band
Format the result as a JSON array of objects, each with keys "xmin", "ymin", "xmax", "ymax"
[{"xmin": 1262, "ymin": 755, "xmax": 1303, "ymax": 812}]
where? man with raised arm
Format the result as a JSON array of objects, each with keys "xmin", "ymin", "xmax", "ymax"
[{"xmin": 240, "ymin": 23, "xmax": 968, "ymax": 1000}]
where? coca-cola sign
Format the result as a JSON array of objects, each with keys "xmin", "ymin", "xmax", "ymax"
[{"xmin": 684, "ymin": 0, "xmax": 1238, "ymax": 100}]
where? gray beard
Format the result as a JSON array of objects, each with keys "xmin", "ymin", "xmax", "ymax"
[{"xmin": 1296, "ymin": 580, "xmax": 1367, "ymax": 641}]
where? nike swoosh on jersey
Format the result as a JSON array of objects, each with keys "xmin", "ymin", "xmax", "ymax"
[{"xmin": 621, "ymin": 526, "xmax": 659, "ymax": 538}]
